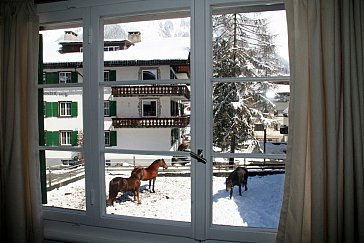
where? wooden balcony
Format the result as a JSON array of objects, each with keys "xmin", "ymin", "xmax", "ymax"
[
  {"xmin": 112, "ymin": 116, "xmax": 190, "ymax": 128},
  {"xmin": 112, "ymin": 85, "xmax": 190, "ymax": 99}
]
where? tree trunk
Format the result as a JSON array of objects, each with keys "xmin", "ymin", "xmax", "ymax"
[{"xmin": 229, "ymin": 136, "xmax": 236, "ymax": 168}]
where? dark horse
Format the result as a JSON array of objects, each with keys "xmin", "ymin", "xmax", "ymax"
[
  {"xmin": 225, "ymin": 167, "xmax": 248, "ymax": 199},
  {"xmin": 131, "ymin": 158, "xmax": 168, "ymax": 193},
  {"xmin": 108, "ymin": 167, "xmax": 144, "ymax": 205}
]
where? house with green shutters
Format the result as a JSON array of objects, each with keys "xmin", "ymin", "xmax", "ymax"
[{"xmin": 41, "ymin": 31, "xmax": 190, "ymax": 166}]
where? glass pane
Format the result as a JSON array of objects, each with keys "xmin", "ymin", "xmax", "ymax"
[
  {"xmin": 212, "ymin": 158, "xmax": 284, "ymax": 228},
  {"xmin": 102, "ymin": 16, "xmax": 191, "ymax": 222},
  {"xmin": 212, "ymin": 10, "xmax": 289, "ymax": 78},
  {"xmin": 212, "ymin": 81, "xmax": 289, "ymax": 154},
  {"xmin": 105, "ymin": 153, "xmax": 191, "ymax": 222},
  {"xmin": 211, "ymin": 8, "xmax": 288, "ymax": 229},
  {"xmin": 40, "ymin": 25, "xmax": 85, "ymax": 210},
  {"xmin": 43, "ymin": 150, "xmax": 85, "ymax": 210}
]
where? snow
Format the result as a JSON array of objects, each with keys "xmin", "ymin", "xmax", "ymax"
[
  {"xmin": 45, "ymin": 170, "xmax": 284, "ymax": 229},
  {"xmin": 42, "ymin": 36, "xmax": 190, "ymax": 64}
]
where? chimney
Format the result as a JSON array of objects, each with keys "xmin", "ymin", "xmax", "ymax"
[
  {"xmin": 64, "ymin": 30, "xmax": 78, "ymax": 41},
  {"xmin": 128, "ymin": 31, "xmax": 141, "ymax": 43}
]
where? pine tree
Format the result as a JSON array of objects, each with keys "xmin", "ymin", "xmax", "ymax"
[{"xmin": 212, "ymin": 13, "xmax": 285, "ymax": 164}]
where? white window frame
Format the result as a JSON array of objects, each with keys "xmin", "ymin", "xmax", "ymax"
[
  {"xmin": 37, "ymin": 1, "xmax": 287, "ymax": 242},
  {"xmin": 103, "ymin": 100, "xmax": 110, "ymax": 116},
  {"xmin": 141, "ymin": 99, "xmax": 158, "ymax": 117},
  {"xmin": 104, "ymin": 130, "xmax": 110, "ymax": 146},
  {"xmin": 103, "ymin": 70, "xmax": 110, "ymax": 81},
  {"xmin": 59, "ymin": 71, "xmax": 72, "ymax": 83},
  {"xmin": 60, "ymin": 130, "xmax": 72, "ymax": 146},
  {"xmin": 59, "ymin": 101, "xmax": 72, "ymax": 117}
]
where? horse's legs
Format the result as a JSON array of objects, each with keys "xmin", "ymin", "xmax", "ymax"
[
  {"xmin": 136, "ymin": 190, "xmax": 141, "ymax": 204},
  {"xmin": 148, "ymin": 179, "xmax": 152, "ymax": 191},
  {"xmin": 151, "ymin": 178, "xmax": 156, "ymax": 193},
  {"xmin": 229, "ymin": 187, "xmax": 233, "ymax": 199}
]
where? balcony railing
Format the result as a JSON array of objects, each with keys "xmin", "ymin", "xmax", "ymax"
[
  {"xmin": 112, "ymin": 116, "xmax": 190, "ymax": 128},
  {"xmin": 112, "ymin": 85, "xmax": 190, "ymax": 99}
]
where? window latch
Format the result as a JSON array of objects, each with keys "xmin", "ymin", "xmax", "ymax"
[{"xmin": 190, "ymin": 149, "xmax": 207, "ymax": 164}]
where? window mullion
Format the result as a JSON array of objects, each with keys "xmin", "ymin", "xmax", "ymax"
[
  {"xmin": 82, "ymin": 10, "xmax": 103, "ymax": 220},
  {"xmin": 191, "ymin": 0, "xmax": 208, "ymax": 240}
]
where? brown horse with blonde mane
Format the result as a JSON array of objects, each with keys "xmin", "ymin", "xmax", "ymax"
[{"xmin": 131, "ymin": 158, "xmax": 168, "ymax": 193}]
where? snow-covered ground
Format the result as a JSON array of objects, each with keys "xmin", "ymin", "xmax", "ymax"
[{"xmin": 46, "ymin": 171, "xmax": 284, "ymax": 229}]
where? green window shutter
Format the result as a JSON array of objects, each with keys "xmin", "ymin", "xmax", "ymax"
[
  {"xmin": 45, "ymin": 72, "xmax": 58, "ymax": 84},
  {"xmin": 110, "ymin": 131, "xmax": 117, "ymax": 146},
  {"xmin": 52, "ymin": 102, "xmax": 59, "ymax": 117},
  {"xmin": 45, "ymin": 102, "xmax": 52, "ymax": 117},
  {"xmin": 71, "ymin": 131, "xmax": 78, "ymax": 146},
  {"xmin": 47, "ymin": 131, "xmax": 59, "ymax": 146},
  {"xmin": 109, "ymin": 70, "xmax": 116, "ymax": 81},
  {"xmin": 71, "ymin": 71, "xmax": 78, "ymax": 83},
  {"xmin": 45, "ymin": 102, "xmax": 58, "ymax": 118},
  {"xmin": 109, "ymin": 101, "xmax": 116, "ymax": 116},
  {"xmin": 71, "ymin": 102, "xmax": 78, "ymax": 117},
  {"xmin": 53, "ymin": 131, "xmax": 60, "ymax": 146}
]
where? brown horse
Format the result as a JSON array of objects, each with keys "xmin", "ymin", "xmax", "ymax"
[
  {"xmin": 108, "ymin": 167, "xmax": 144, "ymax": 205},
  {"xmin": 131, "ymin": 158, "xmax": 168, "ymax": 193}
]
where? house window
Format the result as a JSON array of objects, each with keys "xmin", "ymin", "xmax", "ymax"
[
  {"xmin": 59, "ymin": 101, "xmax": 72, "ymax": 116},
  {"xmin": 60, "ymin": 131, "xmax": 72, "ymax": 145},
  {"xmin": 104, "ymin": 46, "xmax": 120, "ymax": 51},
  {"xmin": 141, "ymin": 99, "xmax": 157, "ymax": 117},
  {"xmin": 104, "ymin": 70, "xmax": 116, "ymax": 81},
  {"xmin": 104, "ymin": 130, "xmax": 117, "ymax": 146},
  {"xmin": 104, "ymin": 100, "xmax": 116, "ymax": 116},
  {"xmin": 104, "ymin": 71, "xmax": 109, "ymax": 82},
  {"xmin": 140, "ymin": 68, "xmax": 159, "ymax": 80},
  {"xmin": 59, "ymin": 71, "xmax": 72, "ymax": 83},
  {"xmin": 104, "ymin": 101, "xmax": 110, "ymax": 116},
  {"xmin": 104, "ymin": 131, "xmax": 110, "ymax": 146}
]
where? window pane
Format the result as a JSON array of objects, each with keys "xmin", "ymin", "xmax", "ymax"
[
  {"xmin": 212, "ymin": 81, "xmax": 289, "ymax": 154},
  {"xmin": 212, "ymin": 10, "xmax": 289, "ymax": 78},
  {"xmin": 40, "ymin": 25, "xmax": 84, "ymax": 210},
  {"xmin": 42, "ymin": 149, "xmax": 85, "ymax": 210},
  {"xmin": 102, "ymin": 15, "xmax": 191, "ymax": 223},
  {"xmin": 105, "ymin": 153, "xmax": 191, "ymax": 222},
  {"xmin": 212, "ymin": 158, "xmax": 284, "ymax": 228},
  {"xmin": 211, "ymin": 8, "xmax": 288, "ymax": 229}
]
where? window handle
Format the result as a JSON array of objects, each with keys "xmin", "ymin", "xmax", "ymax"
[{"xmin": 190, "ymin": 149, "xmax": 207, "ymax": 164}]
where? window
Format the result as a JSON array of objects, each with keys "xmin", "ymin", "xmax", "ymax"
[
  {"xmin": 38, "ymin": 1, "xmax": 288, "ymax": 242},
  {"xmin": 140, "ymin": 68, "xmax": 159, "ymax": 80},
  {"xmin": 59, "ymin": 101, "xmax": 72, "ymax": 116},
  {"xmin": 141, "ymin": 99, "xmax": 157, "ymax": 117},
  {"xmin": 60, "ymin": 131, "xmax": 72, "ymax": 145},
  {"xmin": 104, "ymin": 71, "xmax": 109, "ymax": 81},
  {"xmin": 104, "ymin": 46, "xmax": 120, "ymax": 51},
  {"xmin": 104, "ymin": 101, "xmax": 110, "ymax": 116},
  {"xmin": 104, "ymin": 70, "xmax": 116, "ymax": 81},
  {"xmin": 104, "ymin": 130, "xmax": 117, "ymax": 146},
  {"xmin": 104, "ymin": 100, "xmax": 116, "ymax": 116},
  {"xmin": 59, "ymin": 71, "xmax": 72, "ymax": 83}
]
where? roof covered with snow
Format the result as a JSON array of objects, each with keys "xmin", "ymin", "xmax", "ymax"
[{"xmin": 43, "ymin": 37, "xmax": 190, "ymax": 64}]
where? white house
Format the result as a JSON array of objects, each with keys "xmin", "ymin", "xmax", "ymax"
[{"xmin": 42, "ymin": 31, "xmax": 191, "ymax": 166}]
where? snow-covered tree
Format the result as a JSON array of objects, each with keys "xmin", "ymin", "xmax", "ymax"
[{"xmin": 212, "ymin": 13, "xmax": 286, "ymax": 163}]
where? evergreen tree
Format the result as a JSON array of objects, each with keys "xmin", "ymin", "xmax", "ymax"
[{"xmin": 212, "ymin": 13, "xmax": 285, "ymax": 163}]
